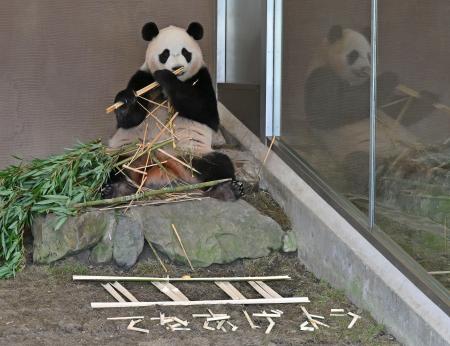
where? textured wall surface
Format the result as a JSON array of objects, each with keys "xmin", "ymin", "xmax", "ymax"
[{"xmin": 0, "ymin": 0, "xmax": 215, "ymax": 168}]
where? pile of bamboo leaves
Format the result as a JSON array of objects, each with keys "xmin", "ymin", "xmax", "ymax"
[{"xmin": 0, "ymin": 141, "xmax": 118, "ymax": 278}]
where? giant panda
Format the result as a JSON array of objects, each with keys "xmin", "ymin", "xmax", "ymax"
[
  {"xmin": 304, "ymin": 25, "xmax": 399, "ymax": 130},
  {"xmin": 103, "ymin": 22, "xmax": 243, "ymax": 201}
]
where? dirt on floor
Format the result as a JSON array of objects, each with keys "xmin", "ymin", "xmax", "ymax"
[{"xmin": 0, "ymin": 246, "xmax": 399, "ymax": 346}]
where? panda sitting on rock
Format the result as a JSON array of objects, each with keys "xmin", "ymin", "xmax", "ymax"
[{"xmin": 104, "ymin": 22, "xmax": 243, "ymax": 201}]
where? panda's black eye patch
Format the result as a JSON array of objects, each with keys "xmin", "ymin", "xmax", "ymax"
[
  {"xmin": 182, "ymin": 48, "xmax": 192, "ymax": 63},
  {"xmin": 347, "ymin": 50, "xmax": 359, "ymax": 65},
  {"xmin": 159, "ymin": 49, "xmax": 170, "ymax": 64}
]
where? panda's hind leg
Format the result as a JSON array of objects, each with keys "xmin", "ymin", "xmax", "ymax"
[{"xmin": 192, "ymin": 152, "xmax": 244, "ymax": 201}]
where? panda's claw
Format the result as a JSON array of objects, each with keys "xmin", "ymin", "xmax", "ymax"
[
  {"xmin": 231, "ymin": 179, "xmax": 245, "ymax": 198},
  {"xmin": 101, "ymin": 184, "xmax": 114, "ymax": 199}
]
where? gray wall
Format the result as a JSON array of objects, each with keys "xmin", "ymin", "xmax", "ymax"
[
  {"xmin": 0, "ymin": 0, "xmax": 215, "ymax": 168},
  {"xmin": 225, "ymin": 0, "xmax": 262, "ymax": 84}
]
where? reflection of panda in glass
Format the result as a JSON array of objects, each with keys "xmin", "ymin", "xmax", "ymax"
[
  {"xmin": 304, "ymin": 25, "xmax": 398, "ymax": 130},
  {"xmin": 105, "ymin": 22, "xmax": 243, "ymax": 201}
]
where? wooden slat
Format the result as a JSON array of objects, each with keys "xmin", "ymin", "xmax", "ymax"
[
  {"xmin": 101, "ymin": 283, "xmax": 125, "ymax": 302},
  {"xmin": 152, "ymin": 282, "xmax": 189, "ymax": 301},
  {"xmin": 91, "ymin": 297, "xmax": 310, "ymax": 308},
  {"xmin": 215, "ymin": 281, "xmax": 246, "ymax": 300},
  {"xmin": 248, "ymin": 281, "xmax": 282, "ymax": 298},
  {"xmin": 73, "ymin": 275, "xmax": 291, "ymax": 282},
  {"xmin": 111, "ymin": 281, "xmax": 139, "ymax": 302}
]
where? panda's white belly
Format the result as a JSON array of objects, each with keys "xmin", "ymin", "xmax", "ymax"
[{"xmin": 108, "ymin": 107, "xmax": 213, "ymax": 156}]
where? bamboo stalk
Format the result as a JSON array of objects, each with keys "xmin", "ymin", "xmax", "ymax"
[
  {"xmin": 171, "ymin": 224, "xmax": 194, "ymax": 271},
  {"xmin": 158, "ymin": 148, "xmax": 200, "ymax": 174},
  {"xmin": 71, "ymin": 178, "xmax": 231, "ymax": 208},
  {"xmin": 73, "ymin": 275, "xmax": 291, "ymax": 282},
  {"xmin": 91, "ymin": 297, "xmax": 309, "ymax": 309},
  {"xmin": 428, "ymin": 271, "xmax": 450, "ymax": 275},
  {"xmin": 106, "ymin": 67, "xmax": 184, "ymax": 113},
  {"xmin": 396, "ymin": 84, "xmax": 450, "ymax": 114}
]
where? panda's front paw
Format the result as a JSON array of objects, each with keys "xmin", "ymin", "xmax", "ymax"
[
  {"xmin": 101, "ymin": 183, "xmax": 115, "ymax": 199},
  {"xmin": 114, "ymin": 89, "xmax": 136, "ymax": 124},
  {"xmin": 153, "ymin": 69, "xmax": 176, "ymax": 86}
]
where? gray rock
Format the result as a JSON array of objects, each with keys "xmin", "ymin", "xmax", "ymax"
[
  {"xmin": 282, "ymin": 230, "xmax": 298, "ymax": 252},
  {"xmin": 32, "ymin": 211, "xmax": 113, "ymax": 264},
  {"xmin": 112, "ymin": 212, "xmax": 144, "ymax": 268},
  {"xmin": 31, "ymin": 199, "xmax": 285, "ymax": 268},
  {"xmin": 139, "ymin": 199, "xmax": 284, "ymax": 267},
  {"xmin": 90, "ymin": 217, "xmax": 116, "ymax": 264}
]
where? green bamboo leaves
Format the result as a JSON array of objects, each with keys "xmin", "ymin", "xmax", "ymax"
[{"xmin": 0, "ymin": 141, "xmax": 117, "ymax": 278}]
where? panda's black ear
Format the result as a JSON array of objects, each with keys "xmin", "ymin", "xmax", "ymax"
[
  {"xmin": 142, "ymin": 22, "xmax": 159, "ymax": 41},
  {"xmin": 328, "ymin": 25, "xmax": 343, "ymax": 44},
  {"xmin": 362, "ymin": 27, "xmax": 371, "ymax": 42},
  {"xmin": 187, "ymin": 22, "xmax": 203, "ymax": 40}
]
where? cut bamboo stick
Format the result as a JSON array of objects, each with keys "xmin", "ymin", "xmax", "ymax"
[
  {"xmin": 101, "ymin": 283, "xmax": 125, "ymax": 302},
  {"xmin": 396, "ymin": 84, "xmax": 450, "ymax": 114},
  {"xmin": 107, "ymin": 316, "xmax": 144, "ymax": 320},
  {"xmin": 71, "ymin": 178, "xmax": 231, "ymax": 208},
  {"xmin": 215, "ymin": 281, "xmax": 246, "ymax": 300},
  {"xmin": 301, "ymin": 306, "xmax": 318, "ymax": 329},
  {"xmin": 111, "ymin": 282, "xmax": 139, "ymax": 302},
  {"xmin": 152, "ymin": 282, "xmax": 190, "ymax": 301},
  {"xmin": 243, "ymin": 310, "xmax": 260, "ymax": 329},
  {"xmin": 106, "ymin": 67, "xmax": 184, "ymax": 113},
  {"xmin": 73, "ymin": 275, "xmax": 291, "ymax": 282},
  {"xmin": 428, "ymin": 271, "xmax": 450, "ymax": 275},
  {"xmin": 91, "ymin": 297, "xmax": 310, "ymax": 309},
  {"xmin": 171, "ymin": 224, "xmax": 194, "ymax": 271}
]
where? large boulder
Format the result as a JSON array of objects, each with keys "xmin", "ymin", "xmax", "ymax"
[
  {"xmin": 139, "ymin": 199, "xmax": 284, "ymax": 267},
  {"xmin": 32, "ymin": 210, "xmax": 114, "ymax": 264},
  {"xmin": 32, "ymin": 199, "xmax": 285, "ymax": 268}
]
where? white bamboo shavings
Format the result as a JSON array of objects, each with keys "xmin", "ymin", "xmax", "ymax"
[
  {"xmin": 347, "ymin": 312, "xmax": 361, "ymax": 329},
  {"xmin": 216, "ymin": 320, "xmax": 226, "ymax": 330},
  {"xmin": 253, "ymin": 311, "xmax": 282, "ymax": 318},
  {"xmin": 226, "ymin": 321, "xmax": 238, "ymax": 331},
  {"xmin": 203, "ymin": 321, "xmax": 215, "ymax": 331},
  {"xmin": 243, "ymin": 310, "xmax": 260, "ymax": 329},
  {"xmin": 172, "ymin": 317, "xmax": 189, "ymax": 327},
  {"xmin": 127, "ymin": 319, "xmax": 149, "ymax": 334},
  {"xmin": 300, "ymin": 321, "xmax": 315, "ymax": 332},
  {"xmin": 207, "ymin": 315, "xmax": 230, "ymax": 322},
  {"xmin": 300, "ymin": 306, "xmax": 318, "ymax": 329},
  {"xmin": 265, "ymin": 317, "xmax": 275, "ymax": 334},
  {"xmin": 331, "ymin": 309, "xmax": 345, "ymax": 312},
  {"xmin": 107, "ymin": 316, "xmax": 144, "ymax": 321},
  {"xmin": 309, "ymin": 314, "xmax": 324, "ymax": 320}
]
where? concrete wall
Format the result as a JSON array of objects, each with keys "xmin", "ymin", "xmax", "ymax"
[{"xmin": 0, "ymin": 0, "xmax": 215, "ymax": 168}]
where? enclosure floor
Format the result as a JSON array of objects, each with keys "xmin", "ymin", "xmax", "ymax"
[{"xmin": 0, "ymin": 250, "xmax": 398, "ymax": 346}]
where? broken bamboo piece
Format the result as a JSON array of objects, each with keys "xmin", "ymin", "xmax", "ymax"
[
  {"xmin": 396, "ymin": 84, "xmax": 450, "ymax": 114},
  {"xmin": 106, "ymin": 67, "xmax": 184, "ymax": 113},
  {"xmin": 171, "ymin": 223, "xmax": 195, "ymax": 271},
  {"xmin": 73, "ymin": 275, "xmax": 291, "ymax": 282}
]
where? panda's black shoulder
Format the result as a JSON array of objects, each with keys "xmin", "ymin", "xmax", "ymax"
[{"xmin": 185, "ymin": 66, "xmax": 214, "ymax": 89}]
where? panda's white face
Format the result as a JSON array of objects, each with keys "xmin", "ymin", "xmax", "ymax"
[
  {"xmin": 327, "ymin": 29, "xmax": 371, "ymax": 86},
  {"xmin": 145, "ymin": 26, "xmax": 204, "ymax": 82}
]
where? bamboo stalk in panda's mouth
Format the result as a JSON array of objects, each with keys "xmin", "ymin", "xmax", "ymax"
[{"xmin": 105, "ymin": 67, "xmax": 185, "ymax": 114}]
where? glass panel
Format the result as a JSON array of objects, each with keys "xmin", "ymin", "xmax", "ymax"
[
  {"xmin": 280, "ymin": 0, "xmax": 372, "ymax": 216},
  {"xmin": 376, "ymin": 0, "xmax": 450, "ymax": 289}
]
